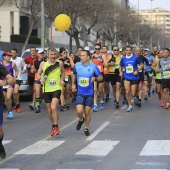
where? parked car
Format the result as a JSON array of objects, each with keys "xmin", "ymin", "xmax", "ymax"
[{"xmin": 19, "ymin": 47, "xmax": 61, "ymax": 97}]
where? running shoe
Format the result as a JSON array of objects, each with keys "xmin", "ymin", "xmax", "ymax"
[
  {"xmin": 7, "ymin": 111, "xmax": 14, "ymax": 119},
  {"xmin": 144, "ymin": 95, "xmax": 148, "ymax": 100},
  {"xmin": 148, "ymin": 91, "xmax": 151, "ymax": 97},
  {"xmin": 165, "ymin": 103, "xmax": 169, "ymax": 110},
  {"xmin": 138, "ymin": 101, "xmax": 141, "ymax": 107},
  {"xmin": 134, "ymin": 97, "xmax": 139, "ymax": 106},
  {"xmin": 50, "ymin": 126, "xmax": 60, "ymax": 136},
  {"xmin": 76, "ymin": 117, "xmax": 85, "ymax": 130},
  {"xmin": 127, "ymin": 106, "xmax": 132, "ymax": 112},
  {"xmin": 114, "ymin": 100, "xmax": 117, "ymax": 106},
  {"xmin": 84, "ymin": 128, "xmax": 90, "ymax": 136},
  {"xmin": 152, "ymin": 88, "xmax": 155, "ymax": 94},
  {"xmin": 66, "ymin": 103, "xmax": 70, "ymax": 110},
  {"xmin": 60, "ymin": 106, "xmax": 65, "ymax": 112},
  {"xmin": 93, "ymin": 104, "xmax": 98, "ymax": 112},
  {"xmin": 0, "ymin": 143, "xmax": 6, "ymax": 159},
  {"xmin": 35, "ymin": 106, "xmax": 41, "ymax": 113},
  {"xmin": 115, "ymin": 102, "xmax": 119, "ymax": 108},
  {"xmin": 100, "ymin": 102, "xmax": 104, "ymax": 110},
  {"xmin": 161, "ymin": 101, "xmax": 164, "ymax": 107},
  {"xmin": 105, "ymin": 94, "xmax": 109, "ymax": 102},
  {"xmin": 29, "ymin": 103, "xmax": 34, "ymax": 110},
  {"xmin": 14, "ymin": 107, "xmax": 22, "ymax": 113}
]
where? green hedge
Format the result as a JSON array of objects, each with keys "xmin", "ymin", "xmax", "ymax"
[{"xmin": 10, "ymin": 34, "xmax": 41, "ymax": 45}]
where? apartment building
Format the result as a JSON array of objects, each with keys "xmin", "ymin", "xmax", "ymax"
[{"xmin": 137, "ymin": 7, "xmax": 170, "ymax": 35}]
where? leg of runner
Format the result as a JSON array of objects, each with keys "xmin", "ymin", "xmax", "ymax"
[
  {"xmin": 76, "ymin": 104, "xmax": 85, "ymax": 131},
  {"xmin": 65, "ymin": 83, "xmax": 71, "ymax": 110},
  {"xmin": 13, "ymin": 83, "xmax": 21, "ymax": 113},
  {"xmin": 104, "ymin": 81, "xmax": 110, "ymax": 102},
  {"xmin": 84, "ymin": 105, "xmax": 91, "ymax": 136},
  {"xmin": 115, "ymin": 82, "xmax": 121, "ymax": 108},
  {"xmin": 98, "ymin": 82, "xmax": 104, "ymax": 110},
  {"xmin": 144, "ymin": 80, "xmax": 149, "ymax": 100},
  {"xmin": 163, "ymin": 88, "xmax": 169, "ymax": 109},
  {"xmin": 60, "ymin": 87, "xmax": 65, "ymax": 112},
  {"xmin": 3, "ymin": 88, "xmax": 14, "ymax": 119},
  {"xmin": 124, "ymin": 80, "xmax": 132, "ymax": 112},
  {"xmin": 138, "ymin": 82, "xmax": 143, "ymax": 107},
  {"xmin": 93, "ymin": 81, "xmax": 98, "ymax": 112},
  {"xmin": 34, "ymin": 83, "xmax": 42, "ymax": 113}
]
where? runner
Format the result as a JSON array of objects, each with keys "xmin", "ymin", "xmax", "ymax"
[
  {"xmin": 157, "ymin": 48, "xmax": 170, "ymax": 109},
  {"xmin": 72, "ymin": 50, "xmax": 102, "ymax": 136},
  {"xmin": 37, "ymin": 48, "xmax": 65, "ymax": 136},
  {"xmin": 119, "ymin": 46, "xmax": 143, "ymax": 112},
  {"xmin": 33, "ymin": 50, "xmax": 44, "ymax": 113},
  {"xmin": 59, "ymin": 47, "xmax": 74, "ymax": 111},
  {"xmin": 92, "ymin": 43, "xmax": 108, "ymax": 111},
  {"xmin": 134, "ymin": 47, "xmax": 149, "ymax": 107},
  {"xmin": 151, "ymin": 50, "xmax": 164, "ymax": 107},
  {"xmin": 0, "ymin": 63, "xmax": 15, "ymax": 159},
  {"xmin": 10, "ymin": 48, "xmax": 26, "ymax": 113},
  {"xmin": 143, "ymin": 48, "xmax": 154, "ymax": 100},
  {"xmin": 108, "ymin": 45, "xmax": 122, "ymax": 108},
  {"xmin": 1, "ymin": 52, "xmax": 18, "ymax": 119},
  {"xmin": 24, "ymin": 47, "xmax": 38, "ymax": 110}
]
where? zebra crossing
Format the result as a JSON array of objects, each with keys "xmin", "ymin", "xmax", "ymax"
[{"xmin": 1, "ymin": 139, "xmax": 170, "ymax": 170}]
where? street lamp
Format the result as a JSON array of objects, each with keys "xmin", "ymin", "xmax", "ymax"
[{"xmin": 150, "ymin": 0, "xmax": 154, "ymax": 49}]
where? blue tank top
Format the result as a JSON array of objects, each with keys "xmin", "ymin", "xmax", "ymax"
[{"xmin": 2, "ymin": 61, "xmax": 14, "ymax": 76}]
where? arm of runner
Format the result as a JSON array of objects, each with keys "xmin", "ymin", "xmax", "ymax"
[
  {"xmin": 94, "ymin": 65, "xmax": 103, "ymax": 82},
  {"xmin": 21, "ymin": 59, "xmax": 26, "ymax": 74},
  {"xmin": 72, "ymin": 65, "xmax": 77, "ymax": 92},
  {"xmin": 102, "ymin": 55, "xmax": 108, "ymax": 68},
  {"xmin": 12, "ymin": 62, "xmax": 19, "ymax": 78},
  {"xmin": 69, "ymin": 57, "xmax": 74, "ymax": 69},
  {"xmin": 59, "ymin": 61, "xmax": 65, "ymax": 86},
  {"xmin": 37, "ymin": 61, "xmax": 44, "ymax": 83}
]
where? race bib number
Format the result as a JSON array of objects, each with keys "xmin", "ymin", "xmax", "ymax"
[
  {"xmin": 65, "ymin": 75, "xmax": 69, "ymax": 81},
  {"xmin": 48, "ymin": 79, "xmax": 59, "ymax": 88},
  {"xmin": 114, "ymin": 62, "xmax": 119, "ymax": 69},
  {"xmin": 126, "ymin": 66, "xmax": 133, "ymax": 73},
  {"xmin": 3, "ymin": 85, "xmax": 10, "ymax": 89},
  {"xmin": 163, "ymin": 71, "xmax": 170, "ymax": 78},
  {"xmin": 148, "ymin": 72, "xmax": 154, "ymax": 77},
  {"xmin": 78, "ymin": 77, "xmax": 89, "ymax": 87}
]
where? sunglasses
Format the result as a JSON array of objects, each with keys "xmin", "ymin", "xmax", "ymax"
[
  {"xmin": 95, "ymin": 48, "xmax": 100, "ymax": 50},
  {"xmin": 63, "ymin": 51, "xmax": 67, "ymax": 54},
  {"xmin": 113, "ymin": 49, "xmax": 119, "ymax": 51}
]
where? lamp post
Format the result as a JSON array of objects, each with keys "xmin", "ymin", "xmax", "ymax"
[
  {"xmin": 137, "ymin": 0, "xmax": 140, "ymax": 46},
  {"xmin": 150, "ymin": 0, "xmax": 154, "ymax": 49},
  {"xmin": 41, "ymin": 0, "xmax": 45, "ymax": 50}
]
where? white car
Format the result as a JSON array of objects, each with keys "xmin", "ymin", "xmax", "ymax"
[{"xmin": 19, "ymin": 47, "xmax": 61, "ymax": 97}]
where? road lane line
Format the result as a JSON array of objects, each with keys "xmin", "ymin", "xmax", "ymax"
[
  {"xmin": 76, "ymin": 140, "xmax": 119, "ymax": 156},
  {"xmin": 0, "ymin": 118, "xmax": 78, "ymax": 165},
  {"xmin": 55, "ymin": 169, "xmax": 93, "ymax": 170},
  {"xmin": 86, "ymin": 122, "xmax": 110, "ymax": 141},
  {"xmin": 0, "ymin": 169, "xmax": 19, "ymax": 170},
  {"xmin": 15, "ymin": 140, "xmax": 65, "ymax": 155},
  {"xmin": 2, "ymin": 140, "xmax": 12, "ymax": 145},
  {"xmin": 131, "ymin": 169, "xmax": 167, "ymax": 170},
  {"xmin": 140, "ymin": 140, "xmax": 170, "ymax": 156}
]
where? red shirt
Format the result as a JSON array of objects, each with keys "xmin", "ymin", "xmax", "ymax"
[{"xmin": 24, "ymin": 55, "xmax": 38, "ymax": 77}]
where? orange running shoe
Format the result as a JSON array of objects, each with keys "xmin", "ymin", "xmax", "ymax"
[
  {"xmin": 50, "ymin": 126, "xmax": 61, "ymax": 136},
  {"xmin": 50, "ymin": 128, "xmax": 56, "ymax": 136},
  {"xmin": 16, "ymin": 108, "xmax": 21, "ymax": 113},
  {"xmin": 161, "ymin": 101, "xmax": 164, "ymax": 107},
  {"xmin": 55, "ymin": 126, "xmax": 61, "ymax": 135}
]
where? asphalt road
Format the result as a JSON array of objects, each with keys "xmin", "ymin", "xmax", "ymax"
[{"xmin": 0, "ymin": 93, "xmax": 170, "ymax": 170}]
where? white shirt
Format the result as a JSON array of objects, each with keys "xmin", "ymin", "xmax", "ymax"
[{"xmin": 11, "ymin": 57, "xmax": 26, "ymax": 80}]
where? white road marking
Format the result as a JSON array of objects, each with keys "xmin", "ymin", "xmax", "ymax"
[
  {"xmin": 140, "ymin": 140, "xmax": 170, "ymax": 156},
  {"xmin": 136, "ymin": 162, "xmax": 167, "ymax": 166},
  {"xmin": 0, "ymin": 169, "xmax": 19, "ymax": 170},
  {"xmin": 131, "ymin": 169, "xmax": 167, "ymax": 170},
  {"xmin": 121, "ymin": 105, "xmax": 127, "ymax": 109},
  {"xmin": 55, "ymin": 169, "xmax": 93, "ymax": 170},
  {"xmin": 15, "ymin": 140, "xmax": 65, "ymax": 155},
  {"xmin": 86, "ymin": 122, "xmax": 110, "ymax": 141},
  {"xmin": 2, "ymin": 140, "xmax": 12, "ymax": 145},
  {"xmin": 76, "ymin": 140, "xmax": 119, "ymax": 156}
]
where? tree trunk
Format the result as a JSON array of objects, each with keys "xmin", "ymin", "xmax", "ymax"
[
  {"xmin": 0, "ymin": 0, "xmax": 5, "ymax": 6},
  {"xmin": 74, "ymin": 31, "xmax": 80, "ymax": 49},
  {"xmin": 69, "ymin": 34, "xmax": 73, "ymax": 52},
  {"xmin": 21, "ymin": 19, "xmax": 35, "ymax": 54}
]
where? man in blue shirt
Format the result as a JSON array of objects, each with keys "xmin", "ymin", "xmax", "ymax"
[
  {"xmin": 72, "ymin": 50, "xmax": 103, "ymax": 136},
  {"xmin": 119, "ymin": 46, "xmax": 143, "ymax": 112}
]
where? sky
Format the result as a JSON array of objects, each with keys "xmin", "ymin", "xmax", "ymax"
[{"xmin": 129, "ymin": 0, "xmax": 170, "ymax": 11}]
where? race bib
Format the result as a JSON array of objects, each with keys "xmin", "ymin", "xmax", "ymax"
[
  {"xmin": 148, "ymin": 72, "xmax": 154, "ymax": 77},
  {"xmin": 126, "ymin": 66, "xmax": 133, "ymax": 73},
  {"xmin": 3, "ymin": 85, "xmax": 10, "ymax": 89},
  {"xmin": 109, "ymin": 66, "xmax": 115, "ymax": 74},
  {"xmin": 48, "ymin": 79, "xmax": 59, "ymax": 88},
  {"xmin": 78, "ymin": 77, "xmax": 89, "ymax": 87},
  {"xmin": 114, "ymin": 62, "xmax": 119, "ymax": 69},
  {"xmin": 65, "ymin": 75, "xmax": 69, "ymax": 81},
  {"xmin": 163, "ymin": 71, "xmax": 170, "ymax": 78}
]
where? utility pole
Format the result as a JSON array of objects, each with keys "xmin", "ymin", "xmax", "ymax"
[
  {"xmin": 41, "ymin": 0, "xmax": 45, "ymax": 49},
  {"xmin": 137, "ymin": 0, "xmax": 140, "ymax": 46}
]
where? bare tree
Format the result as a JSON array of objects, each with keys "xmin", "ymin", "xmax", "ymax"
[{"xmin": 0, "ymin": 0, "xmax": 6, "ymax": 6}]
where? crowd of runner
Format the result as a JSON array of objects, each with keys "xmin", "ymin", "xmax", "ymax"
[{"xmin": 0, "ymin": 44, "xmax": 169, "ymax": 159}]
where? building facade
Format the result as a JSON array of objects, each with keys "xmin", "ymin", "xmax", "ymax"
[{"xmin": 138, "ymin": 7, "xmax": 170, "ymax": 35}]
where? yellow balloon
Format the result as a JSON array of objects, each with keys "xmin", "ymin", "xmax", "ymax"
[{"xmin": 54, "ymin": 14, "xmax": 71, "ymax": 31}]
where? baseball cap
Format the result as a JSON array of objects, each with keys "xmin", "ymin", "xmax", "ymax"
[
  {"xmin": 38, "ymin": 50, "xmax": 44, "ymax": 54},
  {"xmin": 59, "ymin": 47, "xmax": 66, "ymax": 53},
  {"xmin": 144, "ymin": 48, "xmax": 150, "ymax": 51},
  {"xmin": 3, "ymin": 52, "xmax": 12, "ymax": 56},
  {"xmin": 84, "ymin": 46, "xmax": 90, "ymax": 51}
]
